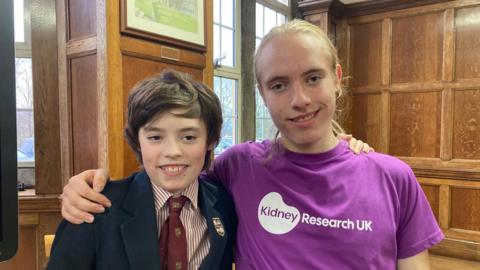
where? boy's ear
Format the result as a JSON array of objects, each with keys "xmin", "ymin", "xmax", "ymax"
[{"xmin": 336, "ymin": 64, "xmax": 343, "ymax": 83}]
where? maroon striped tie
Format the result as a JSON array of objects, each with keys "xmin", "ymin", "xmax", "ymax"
[{"xmin": 158, "ymin": 196, "xmax": 188, "ymax": 270}]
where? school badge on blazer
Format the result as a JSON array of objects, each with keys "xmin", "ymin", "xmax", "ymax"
[{"xmin": 212, "ymin": 217, "xmax": 225, "ymax": 237}]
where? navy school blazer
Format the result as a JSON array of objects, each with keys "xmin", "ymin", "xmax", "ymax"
[{"xmin": 47, "ymin": 171, "xmax": 237, "ymax": 270}]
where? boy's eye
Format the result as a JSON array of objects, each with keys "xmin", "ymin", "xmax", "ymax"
[
  {"xmin": 147, "ymin": 135, "xmax": 162, "ymax": 141},
  {"xmin": 182, "ymin": 135, "xmax": 197, "ymax": 142},
  {"xmin": 270, "ymin": 82, "xmax": 286, "ymax": 92},
  {"xmin": 307, "ymin": 75, "xmax": 322, "ymax": 84}
]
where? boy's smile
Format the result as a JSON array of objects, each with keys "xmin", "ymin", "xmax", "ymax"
[
  {"xmin": 138, "ymin": 109, "xmax": 209, "ymax": 195},
  {"xmin": 160, "ymin": 165, "xmax": 188, "ymax": 176}
]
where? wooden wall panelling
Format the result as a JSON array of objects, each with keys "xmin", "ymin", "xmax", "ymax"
[
  {"xmin": 59, "ymin": 0, "xmax": 101, "ymax": 182},
  {"xmin": 307, "ymin": 12, "xmax": 330, "ymax": 36},
  {"xmin": 439, "ymin": 8, "xmax": 454, "ymax": 162},
  {"xmin": 120, "ymin": 37, "xmax": 206, "ymax": 69},
  {"xmin": 351, "ymin": 94, "xmax": 384, "ymax": 151},
  {"xmin": 298, "ymin": 0, "xmax": 343, "ymax": 37},
  {"xmin": 64, "ymin": 0, "xmax": 102, "ymax": 177},
  {"xmin": 452, "ymin": 89, "xmax": 480, "ymax": 160},
  {"xmin": 442, "ymin": 8, "xmax": 454, "ymax": 82},
  {"xmin": 31, "ymin": 0, "xmax": 62, "ymax": 194},
  {"xmin": 19, "ymin": 197, "xmax": 62, "ymax": 269},
  {"xmin": 440, "ymin": 88, "xmax": 453, "ymax": 161},
  {"xmin": 381, "ymin": 18, "xmax": 392, "ymax": 86},
  {"xmin": 450, "ymin": 187, "xmax": 480, "ymax": 232},
  {"xmin": 19, "ymin": 195, "xmax": 62, "ymax": 213},
  {"xmin": 390, "ymin": 11, "xmax": 444, "ymax": 84},
  {"xmin": 418, "ymin": 177, "xmax": 480, "ymax": 259},
  {"xmin": 430, "ymin": 254, "xmax": 480, "ymax": 270},
  {"xmin": 105, "ymin": 0, "xmax": 125, "ymax": 179},
  {"xmin": 204, "ymin": 0, "xmax": 213, "ymax": 87},
  {"xmin": 389, "ymin": 91, "xmax": 442, "ymax": 157},
  {"xmin": 97, "ymin": 0, "xmax": 108, "ymax": 170},
  {"xmin": 336, "ymin": 19, "xmax": 349, "ymax": 79},
  {"xmin": 420, "ymin": 184, "xmax": 440, "ymax": 221},
  {"xmin": 336, "ymin": 19, "xmax": 353, "ymax": 132},
  {"xmin": 67, "ymin": 0, "xmax": 96, "ymax": 40},
  {"xmin": 299, "ymin": 0, "xmax": 451, "ymax": 20},
  {"xmin": 454, "ymin": 5, "xmax": 480, "ymax": 81},
  {"xmin": 70, "ymin": 54, "xmax": 99, "ymax": 175},
  {"xmin": 438, "ymin": 184, "xmax": 450, "ymax": 229},
  {"xmin": 0, "ymin": 227, "xmax": 37, "ymax": 270},
  {"xmin": 403, "ymin": 157, "xmax": 480, "ymax": 180},
  {"xmin": 339, "ymin": 0, "xmax": 451, "ymax": 18},
  {"xmin": 341, "ymin": 0, "xmax": 475, "ymax": 25},
  {"xmin": 37, "ymin": 213, "xmax": 62, "ymax": 269},
  {"xmin": 349, "ymin": 21, "xmax": 383, "ymax": 88},
  {"xmin": 328, "ymin": 14, "xmax": 338, "ymax": 40},
  {"xmin": 347, "ymin": 19, "xmax": 385, "ymax": 151},
  {"xmin": 431, "ymin": 239, "xmax": 480, "ymax": 262},
  {"xmin": 380, "ymin": 91, "xmax": 390, "ymax": 153},
  {"xmin": 446, "ymin": 227, "xmax": 480, "ymax": 245},
  {"xmin": 0, "ymin": 214, "xmax": 39, "ymax": 270},
  {"xmin": 3, "ymin": 197, "xmax": 62, "ymax": 270},
  {"xmin": 57, "ymin": 0, "xmax": 72, "ymax": 185},
  {"xmin": 66, "ymin": 37, "xmax": 97, "ymax": 57}
]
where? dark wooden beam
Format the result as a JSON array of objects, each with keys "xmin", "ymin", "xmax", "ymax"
[
  {"xmin": 298, "ymin": 0, "xmax": 451, "ymax": 19},
  {"xmin": 240, "ymin": 0, "xmax": 256, "ymax": 142},
  {"xmin": 31, "ymin": 0, "xmax": 62, "ymax": 194}
]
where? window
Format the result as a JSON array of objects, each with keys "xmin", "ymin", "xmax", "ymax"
[
  {"xmin": 255, "ymin": 1, "xmax": 289, "ymax": 141},
  {"xmin": 213, "ymin": 77, "xmax": 238, "ymax": 155},
  {"xmin": 214, "ymin": 0, "xmax": 236, "ymax": 68},
  {"xmin": 14, "ymin": 0, "xmax": 34, "ymax": 167},
  {"xmin": 213, "ymin": 0, "xmax": 292, "ymax": 151},
  {"xmin": 213, "ymin": 0, "xmax": 240, "ymax": 156}
]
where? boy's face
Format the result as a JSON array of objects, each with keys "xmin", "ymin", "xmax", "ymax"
[
  {"xmin": 138, "ymin": 109, "xmax": 209, "ymax": 195},
  {"xmin": 257, "ymin": 33, "xmax": 341, "ymax": 153}
]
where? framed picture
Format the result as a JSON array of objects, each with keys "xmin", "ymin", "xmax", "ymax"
[{"xmin": 121, "ymin": 0, "xmax": 206, "ymax": 52}]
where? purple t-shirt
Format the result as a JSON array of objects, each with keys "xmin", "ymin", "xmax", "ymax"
[{"xmin": 209, "ymin": 140, "xmax": 443, "ymax": 270}]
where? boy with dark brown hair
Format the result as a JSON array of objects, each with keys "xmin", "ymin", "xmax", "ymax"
[{"xmin": 47, "ymin": 70, "xmax": 237, "ymax": 270}]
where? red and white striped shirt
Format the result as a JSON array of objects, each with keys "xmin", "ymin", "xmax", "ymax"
[{"xmin": 151, "ymin": 180, "xmax": 210, "ymax": 270}]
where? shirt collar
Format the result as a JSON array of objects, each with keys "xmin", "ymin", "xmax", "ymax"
[{"xmin": 151, "ymin": 179, "xmax": 199, "ymax": 210}]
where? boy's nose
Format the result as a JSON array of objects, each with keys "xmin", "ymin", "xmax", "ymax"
[
  {"xmin": 164, "ymin": 140, "xmax": 182, "ymax": 157},
  {"xmin": 290, "ymin": 83, "xmax": 311, "ymax": 109}
]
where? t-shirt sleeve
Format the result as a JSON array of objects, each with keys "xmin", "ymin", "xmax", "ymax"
[{"xmin": 396, "ymin": 165, "xmax": 444, "ymax": 259}]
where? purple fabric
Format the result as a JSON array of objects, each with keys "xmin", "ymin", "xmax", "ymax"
[{"xmin": 208, "ymin": 140, "xmax": 443, "ymax": 270}]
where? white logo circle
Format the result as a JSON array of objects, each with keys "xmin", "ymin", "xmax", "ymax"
[{"xmin": 258, "ymin": 192, "xmax": 300, "ymax": 234}]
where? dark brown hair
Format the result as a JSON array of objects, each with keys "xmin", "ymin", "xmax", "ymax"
[{"xmin": 124, "ymin": 70, "xmax": 222, "ymax": 170}]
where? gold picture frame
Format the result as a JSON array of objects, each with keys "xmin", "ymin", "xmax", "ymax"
[{"xmin": 121, "ymin": 0, "xmax": 206, "ymax": 52}]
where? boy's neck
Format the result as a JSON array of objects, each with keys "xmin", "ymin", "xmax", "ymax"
[{"xmin": 279, "ymin": 131, "xmax": 339, "ymax": 154}]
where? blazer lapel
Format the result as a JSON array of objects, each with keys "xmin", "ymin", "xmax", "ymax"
[
  {"xmin": 198, "ymin": 182, "xmax": 228, "ymax": 270},
  {"xmin": 120, "ymin": 172, "xmax": 162, "ymax": 270}
]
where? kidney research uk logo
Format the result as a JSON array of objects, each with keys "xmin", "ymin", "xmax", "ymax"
[
  {"xmin": 258, "ymin": 192, "xmax": 373, "ymax": 235},
  {"xmin": 257, "ymin": 192, "xmax": 300, "ymax": 234}
]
